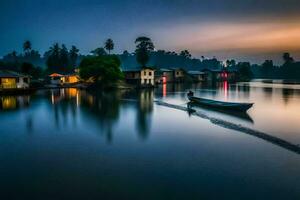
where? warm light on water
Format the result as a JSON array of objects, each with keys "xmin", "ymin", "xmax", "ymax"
[{"xmin": 0, "ymin": 81, "xmax": 300, "ymax": 199}]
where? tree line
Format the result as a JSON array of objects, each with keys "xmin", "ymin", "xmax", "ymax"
[{"xmin": 1, "ymin": 37, "xmax": 300, "ymax": 80}]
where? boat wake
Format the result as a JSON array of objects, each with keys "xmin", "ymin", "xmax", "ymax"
[{"xmin": 155, "ymin": 100, "xmax": 300, "ymax": 155}]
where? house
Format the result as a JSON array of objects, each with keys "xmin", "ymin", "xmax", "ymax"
[
  {"xmin": 123, "ymin": 67, "xmax": 155, "ymax": 87},
  {"xmin": 0, "ymin": 70, "xmax": 30, "ymax": 89},
  {"xmin": 155, "ymin": 68, "xmax": 174, "ymax": 84},
  {"xmin": 154, "ymin": 68, "xmax": 185, "ymax": 84},
  {"xmin": 172, "ymin": 68, "xmax": 185, "ymax": 82},
  {"xmin": 187, "ymin": 71, "xmax": 206, "ymax": 82},
  {"xmin": 49, "ymin": 73, "xmax": 64, "ymax": 85},
  {"xmin": 202, "ymin": 69, "xmax": 238, "ymax": 82},
  {"xmin": 61, "ymin": 73, "xmax": 80, "ymax": 84},
  {"xmin": 49, "ymin": 73, "xmax": 80, "ymax": 85}
]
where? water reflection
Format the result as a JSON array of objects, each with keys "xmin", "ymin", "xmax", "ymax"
[
  {"xmin": 282, "ymin": 88, "xmax": 294, "ymax": 104},
  {"xmin": 1, "ymin": 83, "xmax": 300, "ymax": 199},
  {"xmin": 0, "ymin": 96, "xmax": 30, "ymax": 110},
  {"xmin": 1, "ymin": 80, "xmax": 300, "ymax": 144},
  {"xmin": 123, "ymin": 89, "xmax": 154, "ymax": 140},
  {"xmin": 45, "ymin": 88, "xmax": 154, "ymax": 142}
]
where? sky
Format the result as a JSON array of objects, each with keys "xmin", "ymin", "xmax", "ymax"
[{"xmin": 0, "ymin": 0, "xmax": 300, "ymax": 64}]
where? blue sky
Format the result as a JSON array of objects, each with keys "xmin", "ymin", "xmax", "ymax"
[{"xmin": 1, "ymin": 0, "xmax": 300, "ymax": 64}]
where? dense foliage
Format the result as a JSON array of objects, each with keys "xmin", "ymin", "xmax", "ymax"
[
  {"xmin": 135, "ymin": 37, "xmax": 155, "ymax": 67},
  {"xmin": 45, "ymin": 43, "xmax": 79, "ymax": 73},
  {"xmin": 79, "ymin": 55, "xmax": 123, "ymax": 86},
  {"xmin": 91, "ymin": 47, "xmax": 107, "ymax": 56},
  {"xmin": 236, "ymin": 62, "xmax": 253, "ymax": 81}
]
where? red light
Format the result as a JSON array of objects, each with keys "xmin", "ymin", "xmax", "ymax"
[
  {"xmin": 223, "ymin": 81, "xmax": 228, "ymax": 100},
  {"xmin": 163, "ymin": 83, "xmax": 167, "ymax": 97}
]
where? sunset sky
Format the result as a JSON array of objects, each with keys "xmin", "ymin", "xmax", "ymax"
[{"xmin": 1, "ymin": 0, "xmax": 300, "ymax": 64}]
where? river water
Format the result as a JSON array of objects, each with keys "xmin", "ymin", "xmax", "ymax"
[{"xmin": 0, "ymin": 80, "xmax": 299, "ymax": 199}]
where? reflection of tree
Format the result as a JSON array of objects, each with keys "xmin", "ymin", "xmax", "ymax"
[
  {"xmin": 237, "ymin": 84, "xmax": 250, "ymax": 98},
  {"xmin": 122, "ymin": 89, "xmax": 154, "ymax": 140},
  {"xmin": 136, "ymin": 89, "xmax": 154, "ymax": 140},
  {"xmin": 49, "ymin": 89, "xmax": 79, "ymax": 129},
  {"xmin": 47, "ymin": 88, "xmax": 122, "ymax": 143},
  {"xmin": 282, "ymin": 88, "xmax": 294, "ymax": 104},
  {"xmin": 263, "ymin": 87, "xmax": 273, "ymax": 99},
  {"xmin": 26, "ymin": 115, "xmax": 33, "ymax": 134},
  {"xmin": 47, "ymin": 88, "xmax": 155, "ymax": 142},
  {"xmin": 80, "ymin": 90, "xmax": 121, "ymax": 144}
]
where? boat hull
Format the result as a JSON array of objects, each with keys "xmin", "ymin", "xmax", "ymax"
[{"xmin": 188, "ymin": 96, "xmax": 253, "ymax": 112}]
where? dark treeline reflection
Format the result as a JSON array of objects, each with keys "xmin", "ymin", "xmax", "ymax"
[
  {"xmin": 1, "ymin": 82, "xmax": 300, "ymax": 144},
  {"xmin": 122, "ymin": 89, "xmax": 154, "ymax": 140},
  {"xmin": 43, "ymin": 88, "xmax": 154, "ymax": 142}
]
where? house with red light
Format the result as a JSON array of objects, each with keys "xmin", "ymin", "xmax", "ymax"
[
  {"xmin": 155, "ymin": 68, "xmax": 174, "ymax": 84},
  {"xmin": 201, "ymin": 69, "xmax": 238, "ymax": 82},
  {"xmin": 154, "ymin": 68, "xmax": 186, "ymax": 84}
]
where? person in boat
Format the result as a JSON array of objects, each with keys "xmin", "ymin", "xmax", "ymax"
[{"xmin": 187, "ymin": 90, "xmax": 194, "ymax": 97}]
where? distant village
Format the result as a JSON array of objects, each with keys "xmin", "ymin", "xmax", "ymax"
[
  {"xmin": 0, "ymin": 37, "xmax": 298, "ymax": 93},
  {"xmin": 0, "ymin": 66, "xmax": 238, "ymax": 92}
]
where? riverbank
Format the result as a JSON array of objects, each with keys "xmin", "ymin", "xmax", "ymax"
[{"xmin": 0, "ymin": 81, "xmax": 137, "ymax": 95}]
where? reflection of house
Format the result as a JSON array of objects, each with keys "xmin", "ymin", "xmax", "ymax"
[
  {"xmin": 0, "ymin": 96, "xmax": 30, "ymax": 110},
  {"xmin": 155, "ymin": 68, "xmax": 174, "ymax": 84},
  {"xmin": 123, "ymin": 67, "xmax": 155, "ymax": 87},
  {"xmin": 49, "ymin": 73, "xmax": 80, "ymax": 85},
  {"xmin": 187, "ymin": 71, "xmax": 206, "ymax": 82},
  {"xmin": 0, "ymin": 70, "xmax": 30, "ymax": 89},
  {"xmin": 202, "ymin": 69, "xmax": 237, "ymax": 82}
]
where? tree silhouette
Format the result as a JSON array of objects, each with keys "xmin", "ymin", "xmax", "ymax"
[
  {"xmin": 69, "ymin": 45, "xmax": 79, "ymax": 68},
  {"xmin": 104, "ymin": 39, "xmax": 114, "ymax": 54},
  {"xmin": 46, "ymin": 43, "xmax": 62, "ymax": 72},
  {"xmin": 262, "ymin": 60, "xmax": 274, "ymax": 78},
  {"xmin": 179, "ymin": 50, "xmax": 192, "ymax": 59},
  {"xmin": 135, "ymin": 36, "xmax": 155, "ymax": 67},
  {"xmin": 283, "ymin": 53, "xmax": 294, "ymax": 64},
  {"xmin": 226, "ymin": 59, "xmax": 236, "ymax": 68},
  {"xmin": 60, "ymin": 44, "xmax": 69, "ymax": 70},
  {"xmin": 237, "ymin": 62, "xmax": 253, "ymax": 80},
  {"xmin": 91, "ymin": 47, "xmax": 107, "ymax": 56},
  {"xmin": 23, "ymin": 40, "xmax": 32, "ymax": 56}
]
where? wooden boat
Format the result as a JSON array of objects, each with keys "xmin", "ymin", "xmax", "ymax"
[{"xmin": 188, "ymin": 96, "xmax": 253, "ymax": 112}]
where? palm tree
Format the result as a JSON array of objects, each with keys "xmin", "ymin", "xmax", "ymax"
[
  {"xmin": 283, "ymin": 53, "xmax": 294, "ymax": 64},
  {"xmin": 23, "ymin": 40, "xmax": 32, "ymax": 56},
  {"xmin": 104, "ymin": 39, "xmax": 114, "ymax": 54},
  {"xmin": 69, "ymin": 45, "xmax": 79, "ymax": 68},
  {"xmin": 135, "ymin": 36, "xmax": 155, "ymax": 67}
]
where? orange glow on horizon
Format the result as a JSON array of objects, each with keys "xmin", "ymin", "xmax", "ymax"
[{"xmin": 155, "ymin": 19, "xmax": 300, "ymax": 60}]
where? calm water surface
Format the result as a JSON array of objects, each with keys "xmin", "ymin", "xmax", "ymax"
[{"xmin": 0, "ymin": 80, "xmax": 300, "ymax": 199}]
